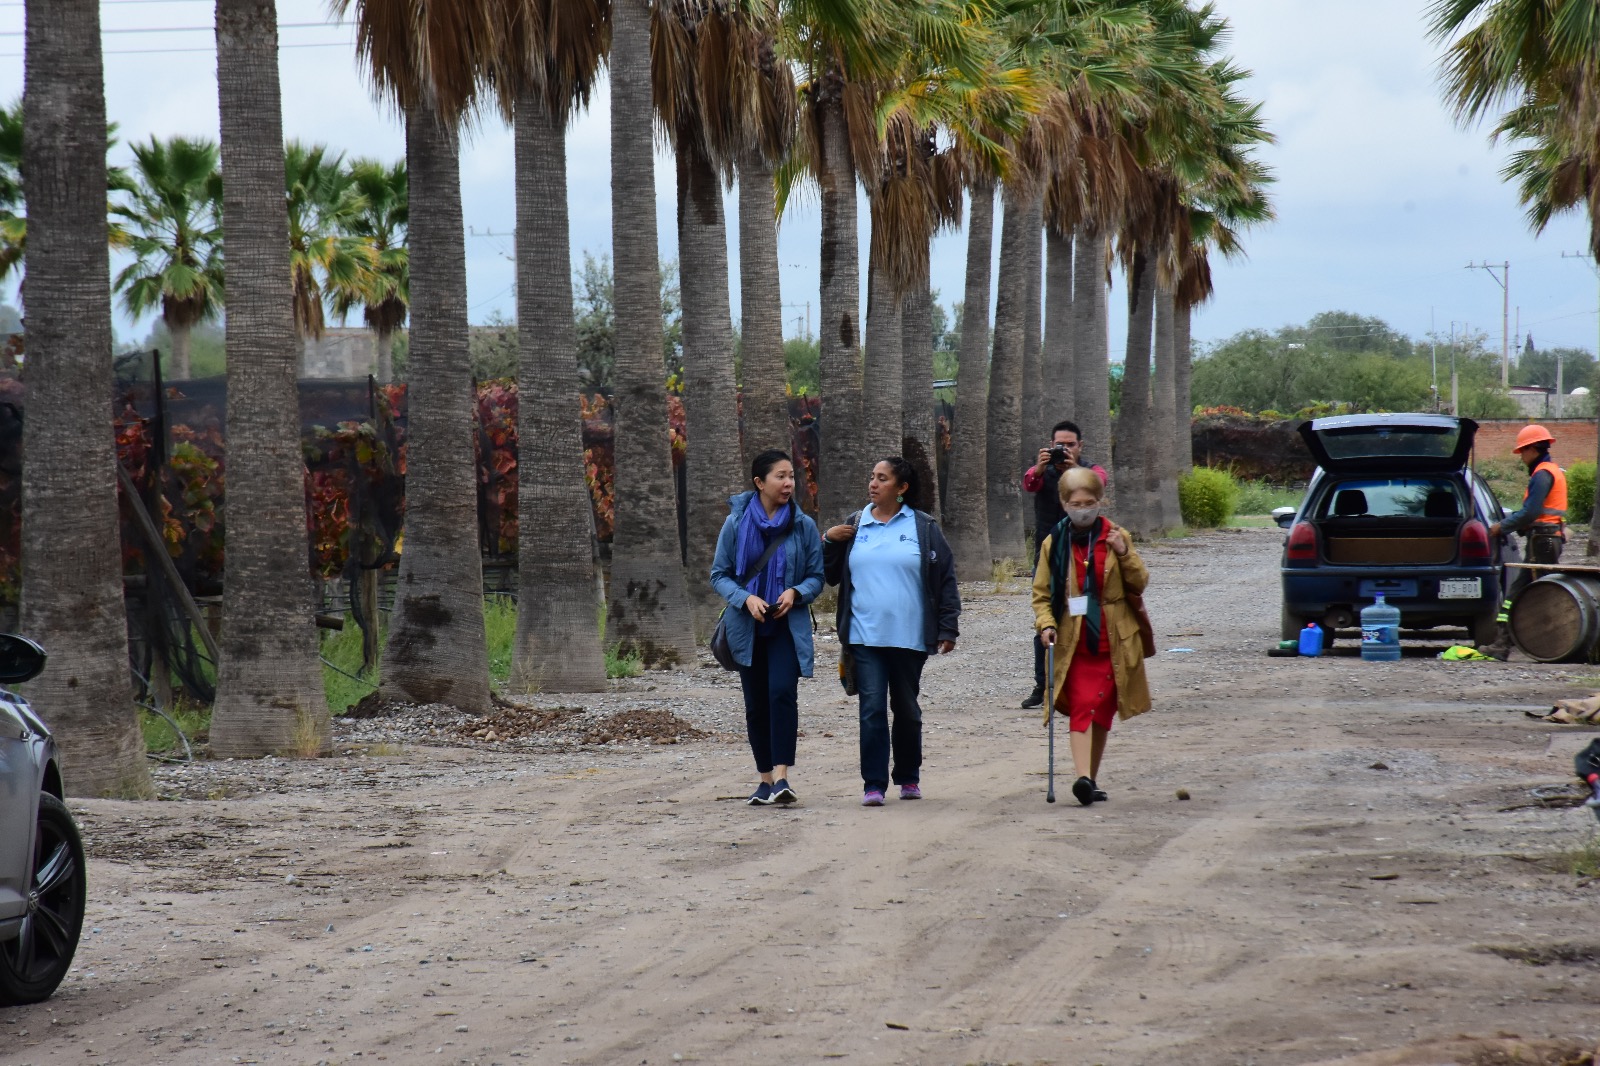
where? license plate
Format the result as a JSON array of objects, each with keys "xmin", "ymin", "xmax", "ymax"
[{"xmin": 1438, "ymin": 578, "xmax": 1482, "ymax": 600}]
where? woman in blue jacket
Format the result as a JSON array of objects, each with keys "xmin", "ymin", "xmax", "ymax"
[
  {"xmin": 824, "ymin": 457, "xmax": 961, "ymax": 806},
  {"xmin": 711, "ymin": 450, "xmax": 825, "ymax": 806}
]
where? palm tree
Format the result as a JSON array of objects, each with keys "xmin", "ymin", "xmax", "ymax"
[
  {"xmin": 735, "ymin": 23, "xmax": 797, "ymax": 471},
  {"xmin": 1431, "ymin": 0, "xmax": 1600, "ymax": 538},
  {"xmin": 20, "ymin": 0, "xmax": 152, "ymax": 796},
  {"xmin": 498, "ymin": 0, "xmax": 611, "ymax": 691},
  {"xmin": 941, "ymin": 179, "xmax": 995, "ymax": 564},
  {"xmin": 329, "ymin": 157, "xmax": 408, "ymax": 383},
  {"xmin": 653, "ymin": 0, "xmax": 779, "ymax": 638},
  {"xmin": 207, "ymin": 0, "xmax": 332, "ymax": 757},
  {"xmin": 0, "ymin": 100, "xmax": 23, "ymax": 286},
  {"xmin": 334, "ymin": 0, "xmax": 499, "ymax": 710},
  {"xmin": 1041, "ymin": 223, "xmax": 1073, "ymax": 448},
  {"xmin": 984, "ymin": 180, "xmax": 1040, "ymax": 561},
  {"xmin": 608, "ymin": 0, "xmax": 698, "ymax": 665},
  {"xmin": 111, "ymin": 136, "xmax": 224, "ymax": 380},
  {"xmin": 284, "ymin": 141, "xmax": 371, "ymax": 346}
]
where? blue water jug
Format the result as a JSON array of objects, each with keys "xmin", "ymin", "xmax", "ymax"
[
  {"xmin": 1298, "ymin": 623, "xmax": 1323, "ymax": 657},
  {"xmin": 1361, "ymin": 594, "xmax": 1402, "ymax": 662}
]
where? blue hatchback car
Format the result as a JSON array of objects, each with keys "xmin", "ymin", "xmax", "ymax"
[{"xmin": 1278, "ymin": 414, "xmax": 1506, "ymax": 648}]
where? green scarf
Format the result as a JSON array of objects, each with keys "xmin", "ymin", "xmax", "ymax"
[{"xmin": 1048, "ymin": 516, "xmax": 1104, "ymax": 648}]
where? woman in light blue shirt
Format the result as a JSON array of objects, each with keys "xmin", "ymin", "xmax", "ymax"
[
  {"xmin": 824, "ymin": 457, "xmax": 961, "ymax": 806},
  {"xmin": 711, "ymin": 450, "xmax": 825, "ymax": 806}
]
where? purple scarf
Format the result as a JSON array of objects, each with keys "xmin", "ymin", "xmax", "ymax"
[{"xmin": 736, "ymin": 497, "xmax": 793, "ymax": 615}]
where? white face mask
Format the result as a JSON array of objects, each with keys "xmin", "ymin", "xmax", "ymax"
[{"xmin": 1067, "ymin": 505, "xmax": 1100, "ymax": 529}]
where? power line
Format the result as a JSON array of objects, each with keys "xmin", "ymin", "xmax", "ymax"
[
  {"xmin": 0, "ymin": 39, "xmax": 351, "ymax": 56},
  {"xmin": 0, "ymin": 20, "xmax": 344, "ymax": 35}
]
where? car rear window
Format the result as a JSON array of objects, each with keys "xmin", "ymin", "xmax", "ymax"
[
  {"xmin": 1315, "ymin": 478, "xmax": 1463, "ymax": 520},
  {"xmin": 1315, "ymin": 425, "xmax": 1463, "ymax": 462}
]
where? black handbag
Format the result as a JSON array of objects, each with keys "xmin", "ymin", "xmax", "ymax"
[{"xmin": 710, "ymin": 534, "xmax": 786, "ymax": 670}]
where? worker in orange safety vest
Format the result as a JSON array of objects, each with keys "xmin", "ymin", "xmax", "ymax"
[{"xmin": 1481, "ymin": 424, "xmax": 1568, "ymax": 660}]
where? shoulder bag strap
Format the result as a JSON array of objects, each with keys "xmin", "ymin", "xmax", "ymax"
[{"xmin": 736, "ymin": 533, "xmax": 785, "ymax": 588}]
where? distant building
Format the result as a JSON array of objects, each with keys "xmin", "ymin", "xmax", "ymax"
[{"xmin": 300, "ymin": 327, "xmax": 395, "ymax": 379}]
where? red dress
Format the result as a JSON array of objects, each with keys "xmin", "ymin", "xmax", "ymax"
[{"xmin": 1055, "ymin": 531, "xmax": 1118, "ymax": 732}]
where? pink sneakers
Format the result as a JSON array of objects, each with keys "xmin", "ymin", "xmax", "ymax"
[{"xmin": 861, "ymin": 790, "xmax": 886, "ymax": 806}]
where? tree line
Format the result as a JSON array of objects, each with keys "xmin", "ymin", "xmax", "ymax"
[
  {"xmin": 1191, "ymin": 310, "xmax": 1598, "ymax": 419},
  {"xmin": 13, "ymin": 0, "xmax": 1276, "ymax": 795}
]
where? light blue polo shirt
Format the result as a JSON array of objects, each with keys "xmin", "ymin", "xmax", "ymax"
[{"xmin": 848, "ymin": 505, "xmax": 925, "ymax": 650}]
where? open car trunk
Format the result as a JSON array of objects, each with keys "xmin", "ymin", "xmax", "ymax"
[
  {"xmin": 1297, "ymin": 414, "xmax": 1477, "ymax": 474},
  {"xmin": 1318, "ymin": 517, "xmax": 1460, "ymax": 565}
]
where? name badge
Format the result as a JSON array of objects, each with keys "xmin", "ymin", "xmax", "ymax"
[{"xmin": 1068, "ymin": 596, "xmax": 1088, "ymax": 617}]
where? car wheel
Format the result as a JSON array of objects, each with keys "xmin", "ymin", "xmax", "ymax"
[{"xmin": 0, "ymin": 794, "xmax": 86, "ymax": 1006}]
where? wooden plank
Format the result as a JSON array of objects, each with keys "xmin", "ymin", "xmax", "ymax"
[{"xmin": 1506, "ymin": 562, "xmax": 1600, "ymax": 572}]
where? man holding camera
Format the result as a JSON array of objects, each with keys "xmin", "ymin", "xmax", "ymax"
[{"xmin": 1020, "ymin": 420, "xmax": 1109, "ymax": 709}]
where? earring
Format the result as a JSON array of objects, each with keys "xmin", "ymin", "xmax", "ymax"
[{"xmin": 896, "ymin": 494, "xmax": 904, "ymax": 503}]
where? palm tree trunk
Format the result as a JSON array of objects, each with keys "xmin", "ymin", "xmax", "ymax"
[
  {"xmin": 863, "ymin": 250, "xmax": 902, "ymax": 464},
  {"xmin": 168, "ymin": 319, "xmax": 193, "ymax": 379},
  {"xmin": 941, "ymin": 182, "xmax": 994, "ymax": 567},
  {"xmin": 1175, "ymin": 300, "xmax": 1193, "ymax": 470},
  {"xmin": 1152, "ymin": 282, "xmax": 1180, "ymax": 529},
  {"xmin": 676, "ymin": 137, "xmax": 744, "ymax": 640},
  {"xmin": 375, "ymin": 325, "xmax": 393, "ymax": 384},
  {"xmin": 607, "ymin": 0, "xmax": 697, "ymax": 666},
  {"xmin": 209, "ymin": 0, "xmax": 331, "ymax": 756},
  {"xmin": 1020, "ymin": 202, "xmax": 1044, "ymax": 491},
  {"xmin": 737, "ymin": 152, "xmax": 788, "ymax": 458},
  {"xmin": 510, "ymin": 96, "xmax": 605, "ymax": 692},
  {"xmin": 984, "ymin": 185, "xmax": 1031, "ymax": 563},
  {"xmin": 1116, "ymin": 250, "xmax": 1156, "ymax": 536},
  {"xmin": 378, "ymin": 101, "xmax": 493, "ymax": 710},
  {"xmin": 1071, "ymin": 224, "xmax": 1111, "ymax": 481},
  {"xmin": 20, "ymin": 0, "xmax": 151, "ymax": 795},
  {"xmin": 814, "ymin": 70, "xmax": 864, "ymax": 524},
  {"xmin": 1043, "ymin": 226, "xmax": 1073, "ymax": 433},
  {"xmin": 899, "ymin": 272, "xmax": 939, "ymax": 518}
]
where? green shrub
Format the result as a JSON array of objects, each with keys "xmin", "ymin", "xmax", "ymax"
[
  {"xmin": 1179, "ymin": 466, "xmax": 1239, "ymax": 528},
  {"xmin": 1234, "ymin": 480, "xmax": 1301, "ymax": 515},
  {"xmin": 1567, "ymin": 461, "xmax": 1595, "ymax": 525}
]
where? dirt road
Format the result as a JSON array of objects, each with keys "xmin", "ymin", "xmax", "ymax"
[{"xmin": 6, "ymin": 527, "xmax": 1600, "ymax": 1066}]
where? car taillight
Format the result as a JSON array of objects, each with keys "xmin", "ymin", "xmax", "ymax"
[
  {"xmin": 1285, "ymin": 522, "xmax": 1318, "ymax": 565},
  {"xmin": 1459, "ymin": 519, "xmax": 1492, "ymax": 563}
]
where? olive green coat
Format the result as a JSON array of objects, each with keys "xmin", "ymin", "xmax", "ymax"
[{"xmin": 1031, "ymin": 525, "xmax": 1152, "ymax": 724}]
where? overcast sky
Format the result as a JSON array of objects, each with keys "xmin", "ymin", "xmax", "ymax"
[{"xmin": 1, "ymin": 0, "xmax": 1596, "ymax": 361}]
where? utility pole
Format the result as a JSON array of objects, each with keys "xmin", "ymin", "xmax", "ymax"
[
  {"xmin": 1449, "ymin": 321, "xmax": 1459, "ymax": 415},
  {"xmin": 1430, "ymin": 307, "xmax": 1439, "ymax": 411},
  {"xmin": 1466, "ymin": 260, "xmax": 1511, "ymax": 387},
  {"xmin": 1561, "ymin": 250, "xmax": 1599, "ymax": 373}
]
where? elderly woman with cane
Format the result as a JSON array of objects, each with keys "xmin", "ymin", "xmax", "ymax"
[{"xmin": 1032, "ymin": 467, "xmax": 1152, "ymax": 805}]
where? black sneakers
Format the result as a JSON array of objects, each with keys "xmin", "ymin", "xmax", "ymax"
[
  {"xmin": 1071, "ymin": 776, "xmax": 1095, "ymax": 806},
  {"xmin": 1021, "ymin": 685, "xmax": 1045, "ymax": 709}
]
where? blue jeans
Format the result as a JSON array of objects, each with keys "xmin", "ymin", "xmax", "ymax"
[
  {"xmin": 737, "ymin": 625, "xmax": 800, "ymax": 773},
  {"xmin": 852, "ymin": 644, "xmax": 928, "ymax": 792}
]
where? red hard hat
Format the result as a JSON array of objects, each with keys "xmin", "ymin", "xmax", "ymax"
[{"xmin": 1513, "ymin": 424, "xmax": 1555, "ymax": 452}]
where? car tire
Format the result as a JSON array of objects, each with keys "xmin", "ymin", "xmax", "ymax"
[{"xmin": 0, "ymin": 794, "xmax": 86, "ymax": 1006}]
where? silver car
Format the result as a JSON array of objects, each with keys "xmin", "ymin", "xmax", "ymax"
[{"xmin": 0, "ymin": 635, "xmax": 86, "ymax": 1006}]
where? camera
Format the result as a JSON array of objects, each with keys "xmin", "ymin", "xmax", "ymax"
[{"xmin": 1048, "ymin": 443, "xmax": 1069, "ymax": 464}]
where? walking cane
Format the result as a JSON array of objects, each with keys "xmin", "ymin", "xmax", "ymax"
[{"xmin": 1045, "ymin": 636, "xmax": 1056, "ymax": 803}]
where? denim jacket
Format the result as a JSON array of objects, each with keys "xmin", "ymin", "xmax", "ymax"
[{"xmin": 709, "ymin": 491, "xmax": 826, "ymax": 675}]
